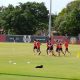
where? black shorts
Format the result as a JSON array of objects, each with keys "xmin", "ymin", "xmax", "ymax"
[
  {"xmin": 47, "ymin": 47, "xmax": 50, "ymax": 50},
  {"xmin": 50, "ymin": 46, "xmax": 53, "ymax": 50},
  {"xmin": 59, "ymin": 48, "xmax": 63, "ymax": 51},
  {"xmin": 66, "ymin": 48, "xmax": 68, "ymax": 51},
  {"xmin": 56, "ymin": 48, "xmax": 59, "ymax": 52},
  {"xmin": 47, "ymin": 46, "xmax": 53, "ymax": 50},
  {"xmin": 34, "ymin": 46, "xmax": 37, "ymax": 49}
]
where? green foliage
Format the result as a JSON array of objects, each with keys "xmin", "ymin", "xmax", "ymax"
[
  {"xmin": 54, "ymin": 1, "xmax": 80, "ymax": 36},
  {"xmin": 0, "ymin": 2, "xmax": 49, "ymax": 35}
]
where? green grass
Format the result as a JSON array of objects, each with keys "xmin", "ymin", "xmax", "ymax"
[{"xmin": 0, "ymin": 43, "xmax": 80, "ymax": 80}]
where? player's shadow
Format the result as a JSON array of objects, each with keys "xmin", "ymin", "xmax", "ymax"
[{"xmin": 0, "ymin": 72, "xmax": 79, "ymax": 80}]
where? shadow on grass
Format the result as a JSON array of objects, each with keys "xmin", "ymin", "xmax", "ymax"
[{"xmin": 0, "ymin": 73, "xmax": 79, "ymax": 80}]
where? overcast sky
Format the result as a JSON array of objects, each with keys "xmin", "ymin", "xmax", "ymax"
[{"xmin": 0, "ymin": 0, "xmax": 74, "ymax": 14}]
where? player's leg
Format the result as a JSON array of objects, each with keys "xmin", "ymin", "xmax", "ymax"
[
  {"xmin": 46, "ymin": 47, "xmax": 49, "ymax": 55},
  {"xmin": 33, "ymin": 46, "xmax": 35, "ymax": 53},
  {"xmin": 58, "ymin": 51, "xmax": 60, "ymax": 56},
  {"xmin": 48, "ymin": 47, "xmax": 51, "ymax": 55},
  {"xmin": 56, "ymin": 48, "xmax": 60, "ymax": 56},
  {"xmin": 33, "ymin": 46, "xmax": 37, "ymax": 55},
  {"xmin": 38, "ymin": 48, "xmax": 41, "ymax": 55},
  {"xmin": 66, "ymin": 48, "xmax": 71, "ymax": 55},
  {"xmin": 65, "ymin": 48, "xmax": 66, "ymax": 54},
  {"xmin": 60, "ymin": 48, "xmax": 65, "ymax": 56},
  {"xmin": 51, "ymin": 46, "xmax": 55, "ymax": 56}
]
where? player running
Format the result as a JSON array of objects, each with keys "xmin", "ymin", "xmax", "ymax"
[
  {"xmin": 36, "ymin": 40, "xmax": 41, "ymax": 55},
  {"xmin": 33, "ymin": 39, "xmax": 37, "ymax": 54},
  {"xmin": 56, "ymin": 40, "xmax": 65, "ymax": 56},
  {"xmin": 64, "ymin": 41, "xmax": 71, "ymax": 55},
  {"xmin": 46, "ymin": 39, "xmax": 55, "ymax": 56},
  {"xmin": 56, "ymin": 40, "xmax": 60, "ymax": 53},
  {"xmin": 58, "ymin": 42, "xmax": 65, "ymax": 56}
]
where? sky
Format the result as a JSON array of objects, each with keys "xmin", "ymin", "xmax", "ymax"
[{"xmin": 0, "ymin": 0, "xmax": 74, "ymax": 14}]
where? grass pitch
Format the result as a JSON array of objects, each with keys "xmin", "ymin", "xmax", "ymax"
[{"xmin": 0, "ymin": 43, "xmax": 80, "ymax": 80}]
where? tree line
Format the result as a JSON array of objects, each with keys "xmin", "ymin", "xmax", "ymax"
[
  {"xmin": 0, "ymin": 2, "xmax": 49, "ymax": 35},
  {"xmin": 0, "ymin": 1, "xmax": 80, "ymax": 36}
]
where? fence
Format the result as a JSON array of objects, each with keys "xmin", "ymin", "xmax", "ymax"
[{"xmin": 0, "ymin": 35, "xmax": 80, "ymax": 44}]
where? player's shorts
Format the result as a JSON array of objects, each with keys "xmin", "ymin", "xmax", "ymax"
[
  {"xmin": 59, "ymin": 48, "xmax": 63, "ymax": 51},
  {"xmin": 66, "ymin": 48, "xmax": 68, "ymax": 51},
  {"xmin": 47, "ymin": 46, "xmax": 53, "ymax": 51},
  {"xmin": 56, "ymin": 48, "xmax": 59, "ymax": 52},
  {"xmin": 34, "ymin": 46, "xmax": 37, "ymax": 49},
  {"xmin": 47, "ymin": 47, "xmax": 50, "ymax": 50},
  {"xmin": 50, "ymin": 46, "xmax": 53, "ymax": 50}
]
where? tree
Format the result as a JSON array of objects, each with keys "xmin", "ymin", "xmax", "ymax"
[
  {"xmin": 54, "ymin": 1, "xmax": 80, "ymax": 36},
  {"xmin": 0, "ymin": 2, "xmax": 49, "ymax": 35},
  {"xmin": 0, "ymin": 5, "xmax": 16, "ymax": 34},
  {"xmin": 51, "ymin": 14, "xmax": 57, "ymax": 30}
]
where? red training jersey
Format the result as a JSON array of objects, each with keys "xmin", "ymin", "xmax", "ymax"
[
  {"xmin": 65, "ymin": 42, "xmax": 68, "ymax": 48},
  {"xmin": 56, "ymin": 43, "xmax": 59, "ymax": 48},
  {"xmin": 37, "ymin": 41, "xmax": 40, "ymax": 48},
  {"xmin": 59, "ymin": 44, "xmax": 62, "ymax": 48},
  {"xmin": 34, "ymin": 41, "xmax": 37, "ymax": 47}
]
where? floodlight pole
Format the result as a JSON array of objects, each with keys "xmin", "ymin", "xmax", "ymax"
[{"xmin": 48, "ymin": 0, "xmax": 52, "ymax": 38}]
